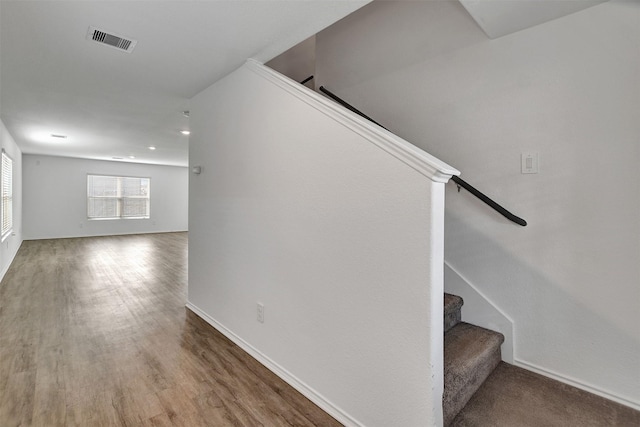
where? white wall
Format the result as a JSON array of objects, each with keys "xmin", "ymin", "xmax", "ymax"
[
  {"xmin": 315, "ymin": 0, "xmax": 640, "ymax": 408},
  {"xmin": 23, "ymin": 154, "xmax": 188, "ymax": 239},
  {"xmin": 0, "ymin": 119, "xmax": 23, "ymax": 280},
  {"xmin": 266, "ymin": 35, "xmax": 316, "ymax": 87},
  {"xmin": 188, "ymin": 60, "xmax": 456, "ymax": 426}
]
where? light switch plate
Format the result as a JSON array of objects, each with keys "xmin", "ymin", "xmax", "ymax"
[{"xmin": 521, "ymin": 151, "xmax": 539, "ymax": 174}]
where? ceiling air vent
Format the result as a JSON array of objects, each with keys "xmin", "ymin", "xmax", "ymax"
[{"xmin": 87, "ymin": 26, "xmax": 137, "ymax": 53}]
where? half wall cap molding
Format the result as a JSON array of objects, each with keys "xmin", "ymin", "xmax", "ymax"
[{"xmin": 245, "ymin": 59, "xmax": 460, "ymax": 184}]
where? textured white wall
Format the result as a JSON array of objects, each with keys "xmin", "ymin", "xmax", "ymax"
[
  {"xmin": 188, "ymin": 62, "xmax": 451, "ymax": 426},
  {"xmin": 0, "ymin": 119, "xmax": 23, "ymax": 280},
  {"xmin": 315, "ymin": 0, "xmax": 640, "ymax": 408},
  {"xmin": 23, "ymin": 155, "xmax": 188, "ymax": 239}
]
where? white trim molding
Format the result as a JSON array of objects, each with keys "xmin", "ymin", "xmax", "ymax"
[
  {"xmin": 514, "ymin": 359, "xmax": 640, "ymax": 412},
  {"xmin": 186, "ymin": 302, "xmax": 366, "ymax": 427},
  {"xmin": 245, "ymin": 59, "xmax": 459, "ymax": 184},
  {"xmin": 444, "ymin": 261, "xmax": 639, "ymax": 411},
  {"xmin": 444, "ymin": 261, "xmax": 515, "ymax": 363},
  {"xmin": 0, "ymin": 239, "xmax": 22, "ymax": 282}
]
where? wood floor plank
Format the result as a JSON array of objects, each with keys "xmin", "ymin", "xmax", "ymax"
[
  {"xmin": 0, "ymin": 371, "xmax": 36, "ymax": 426},
  {"xmin": 142, "ymin": 412, "xmax": 174, "ymax": 427},
  {"xmin": 112, "ymin": 384, "xmax": 165, "ymax": 426},
  {"xmin": 192, "ymin": 390, "xmax": 242, "ymax": 426},
  {"xmin": 156, "ymin": 385, "xmax": 211, "ymax": 427},
  {"xmin": 32, "ymin": 345, "xmax": 66, "ymax": 426},
  {"xmin": 0, "ymin": 233, "xmax": 340, "ymax": 426},
  {"xmin": 65, "ymin": 390, "xmax": 120, "ymax": 427}
]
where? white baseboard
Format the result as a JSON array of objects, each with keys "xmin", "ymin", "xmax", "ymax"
[
  {"xmin": 514, "ymin": 359, "xmax": 640, "ymax": 411},
  {"xmin": 444, "ymin": 262, "xmax": 639, "ymax": 412},
  {"xmin": 0, "ymin": 238, "xmax": 23, "ymax": 282},
  {"xmin": 444, "ymin": 261, "xmax": 514, "ymax": 363},
  {"xmin": 185, "ymin": 301, "xmax": 364, "ymax": 427}
]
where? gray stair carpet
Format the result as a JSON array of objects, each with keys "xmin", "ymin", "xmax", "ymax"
[
  {"xmin": 443, "ymin": 322, "xmax": 504, "ymax": 426},
  {"xmin": 451, "ymin": 362, "xmax": 640, "ymax": 426},
  {"xmin": 444, "ymin": 293, "xmax": 463, "ymax": 333},
  {"xmin": 442, "ymin": 293, "xmax": 640, "ymax": 426}
]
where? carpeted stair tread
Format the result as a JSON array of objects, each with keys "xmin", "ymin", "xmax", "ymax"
[
  {"xmin": 444, "ymin": 293, "xmax": 463, "ymax": 332},
  {"xmin": 444, "ymin": 322, "xmax": 504, "ymax": 426},
  {"xmin": 450, "ymin": 362, "xmax": 640, "ymax": 426}
]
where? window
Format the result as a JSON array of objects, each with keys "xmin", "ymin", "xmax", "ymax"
[
  {"xmin": 87, "ymin": 175, "xmax": 150, "ymax": 219},
  {"xmin": 1, "ymin": 151, "xmax": 12, "ymax": 240}
]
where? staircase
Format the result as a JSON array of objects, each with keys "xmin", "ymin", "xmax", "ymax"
[
  {"xmin": 287, "ymin": 78, "xmax": 640, "ymax": 425},
  {"xmin": 442, "ymin": 293, "xmax": 640, "ymax": 426},
  {"xmin": 443, "ymin": 293, "xmax": 504, "ymax": 426}
]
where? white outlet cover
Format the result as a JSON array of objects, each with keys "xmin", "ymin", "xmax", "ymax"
[{"xmin": 257, "ymin": 303, "xmax": 264, "ymax": 323}]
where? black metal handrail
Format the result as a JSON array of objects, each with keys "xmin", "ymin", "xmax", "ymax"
[
  {"xmin": 317, "ymin": 85, "xmax": 527, "ymax": 226},
  {"xmin": 300, "ymin": 75, "xmax": 314, "ymax": 85},
  {"xmin": 319, "ymin": 86, "xmax": 389, "ymax": 130},
  {"xmin": 450, "ymin": 176, "xmax": 527, "ymax": 226}
]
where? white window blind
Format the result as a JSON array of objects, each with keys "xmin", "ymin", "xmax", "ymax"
[
  {"xmin": 1, "ymin": 151, "xmax": 13, "ymax": 240},
  {"xmin": 87, "ymin": 175, "xmax": 150, "ymax": 219}
]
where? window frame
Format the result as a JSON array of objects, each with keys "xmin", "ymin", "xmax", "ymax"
[
  {"xmin": 87, "ymin": 174, "xmax": 151, "ymax": 220},
  {"xmin": 1, "ymin": 150, "xmax": 13, "ymax": 242}
]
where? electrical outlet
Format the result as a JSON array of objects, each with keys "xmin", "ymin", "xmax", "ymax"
[{"xmin": 257, "ymin": 303, "xmax": 264, "ymax": 323}]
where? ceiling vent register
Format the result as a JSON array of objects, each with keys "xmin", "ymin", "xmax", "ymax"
[{"xmin": 87, "ymin": 26, "xmax": 137, "ymax": 53}]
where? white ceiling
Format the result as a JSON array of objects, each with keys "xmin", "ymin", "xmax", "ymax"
[
  {"xmin": 0, "ymin": 0, "xmax": 609, "ymax": 167},
  {"xmin": 0, "ymin": 1, "xmax": 369, "ymax": 166},
  {"xmin": 459, "ymin": 0, "xmax": 608, "ymax": 39}
]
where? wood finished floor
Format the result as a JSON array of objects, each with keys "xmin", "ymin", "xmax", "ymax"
[{"xmin": 0, "ymin": 233, "xmax": 342, "ymax": 426}]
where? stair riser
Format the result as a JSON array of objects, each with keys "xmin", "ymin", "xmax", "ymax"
[
  {"xmin": 444, "ymin": 309, "xmax": 461, "ymax": 333},
  {"xmin": 444, "ymin": 346, "xmax": 502, "ymax": 426},
  {"xmin": 444, "ymin": 293, "xmax": 464, "ymax": 333}
]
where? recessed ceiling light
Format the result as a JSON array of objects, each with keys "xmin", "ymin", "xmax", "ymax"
[
  {"xmin": 180, "ymin": 130, "xmax": 190, "ymax": 135},
  {"xmin": 128, "ymin": 155, "xmax": 136, "ymax": 159},
  {"xmin": 50, "ymin": 134, "xmax": 67, "ymax": 139},
  {"xmin": 148, "ymin": 146, "xmax": 156, "ymax": 150},
  {"xmin": 182, "ymin": 111, "xmax": 190, "ymax": 118}
]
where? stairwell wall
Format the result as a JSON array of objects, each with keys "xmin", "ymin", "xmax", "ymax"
[
  {"xmin": 315, "ymin": 0, "xmax": 640, "ymax": 409},
  {"xmin": 266, "ymin": 35, "xmax": 316, "ymax": 85},
  {"xmin": 188, "ymin": 60, "xmax": 455, "ymax": 426}
]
